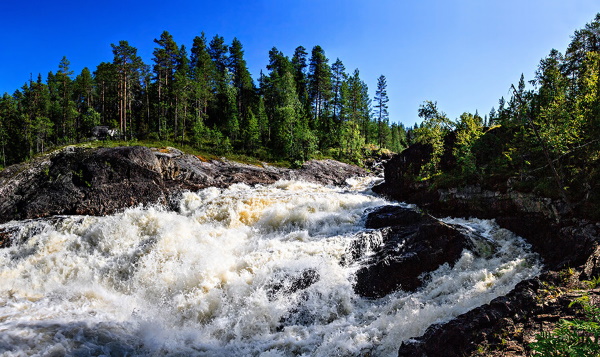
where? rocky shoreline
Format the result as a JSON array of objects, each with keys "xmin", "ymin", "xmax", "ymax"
[
  {"xmin": 0, "ymin": 145, "xmax": 367, "ymax": 225},
  {"xmin": 2, "ymin": 145, "xmax": 598, "ymax": 356},
  {"xmin": 374, "ymin": 150, "xmax": 600, "ymax": 356}
]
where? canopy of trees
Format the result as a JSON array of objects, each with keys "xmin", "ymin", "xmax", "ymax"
[
  {"xmin": 408, "ymin": 13, "xmax": 600, "ymax": 218},
  {"xmin": 0, "ymin": 33, "xmax": 407, "ymax": 168}
]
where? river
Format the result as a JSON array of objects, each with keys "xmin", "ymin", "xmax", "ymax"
[{"xmin": 0, "ymin": 178, "xmax": 540, "ymax": 356}]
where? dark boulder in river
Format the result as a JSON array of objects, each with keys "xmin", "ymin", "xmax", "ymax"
[
  {"xmin": 354, "ymin": 205, "xmax": 472, "ymax": 298},
  {"xmin": 0, "ymin": 145, "xmax": 368, "ymax": 224}
]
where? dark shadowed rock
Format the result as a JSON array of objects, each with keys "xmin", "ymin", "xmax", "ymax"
[
  {"xmin": 266, "ymin": 269, "xmax": 320, "ymax": 301},
  {"xmin": 397, "ymin": 278, "xmax": 543, "ymax": 357},
  {"xmin": 364, "ymin": 205, "xmax": 424, "ymax": 229},
  {"xmin": 371, "ymin": 143, "xmax": 432, "ymax": 199},
  {"xmin": 0, "ymin": 146, "xmax": 368, "ymax": 226},
  {"xmin": 372, "ymin": 148, "xmax": 600, "ymax": 356},
  {"xmin": 354, "ymin": 206, "xmax": 471, "ymax": 298},
  {"xmin": 373, "ymin": 148, "xmax": 597, "ymax": 271}
]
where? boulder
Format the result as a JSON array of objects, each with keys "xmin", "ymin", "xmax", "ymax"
[
  {"xmin": 354, "ymin": 205, "xmax": 471, "ymax": 298},
  {"xmin": 397, "ymin": 278, "xmax": 543, "ymax": 357}
]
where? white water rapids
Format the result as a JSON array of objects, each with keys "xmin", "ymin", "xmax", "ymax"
[{"xmin": 0, "ymin": 178, "xmax": 540, "ymax": 356}]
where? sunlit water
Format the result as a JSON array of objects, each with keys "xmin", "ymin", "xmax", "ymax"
[{"xmin": 0, "ymin": 178, "xmax": 540, "ymax": 356}]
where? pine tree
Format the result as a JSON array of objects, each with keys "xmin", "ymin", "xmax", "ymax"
[
  {"xmin": 73, "ymin": 67, "xmax": 95, "ymax": 139},
  {"xmin": 190, "ymin": 33, "xmax": 214, "ymax": 143},
  {"xmin": 53, "ymin": 56, "xmax": 76, "ymax": 143},
  {"xmin": 262, "ymin": 47, "xmax": 293, "ymax": 138},
  {"xmin": 291, "ymin": 46, "xmax": 310, "ymax": 112},
  {"xmin": 343, "ymin": 69, "xmax": 371, "ymax": 143},
  {"xmin": 374, "ymin": 75, "xmax": 390, "ymax": 148},
  {"xmin": 331, "ymin": 59, "xmax": 346, "ymax": 126},
  {"xmin": 308, "ymin": 45, "xmax": 332, "ymax": 135},
  {"xmin": 173, "ymin": 44, "xmax": 192, "ymax": 144},
  {"xmin": 93, "ymin": 62, "xmax": 119, "ymax": 128},
  {"xmin": 207, "ymin": 35, "xmax": 230, "ymax": 129},
  {"xmin": 208, "ymin": 35, "xmax": 228, "ymax": 75},
  {"xmin": 112, "ymin": 40, "xmax": 144, "ymax": 138},
  {"xmin": 73, "ymin": 68, "xmax": 94, "ymax": 111},
  {"xmin": 256, "ymin": 95, "xmax": 270, "ymax": 146},
  {"xmin": 0, "ymin": 110, "xmax": 6, "ymax": 167},
  {"xmin": 273, "ymin": 71, "xmax": 314, "ymax": 160},
  {"xmin": 243, "ymin": 108, "xmax": 260, "ymax": 153},
  {"xmin": 0, "ymin": 93, "xmax": 26, "ymax": 164},
  {"xmin": 152, "ymin": 31, "xmax": 179, "ymax": 138},
  {"xmin": 228, "ymin": 38, "xmax": 255, "ymax": 120}
]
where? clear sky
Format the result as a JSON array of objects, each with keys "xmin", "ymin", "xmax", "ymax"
[{"xmin": 1, "ymin": 0, "xmax": 598, "ymax": 127}]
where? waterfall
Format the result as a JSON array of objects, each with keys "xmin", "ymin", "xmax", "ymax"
[{"xmin": 0, "ymin": 178, "xmax": 540, "ymax": 356}]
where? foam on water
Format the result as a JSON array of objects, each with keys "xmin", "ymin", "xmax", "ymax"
[{"xmin": 0, "ymin": 179, "xmax": 540, "ymax": 356}]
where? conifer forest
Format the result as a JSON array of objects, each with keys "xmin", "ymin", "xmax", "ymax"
[
  {"xmin": 0, "ymin": 32, "xmax": 406, "ymax": 168},
  {"xmin": 3, "ymin": 13, "xmax": 600, "ymax": 220}
]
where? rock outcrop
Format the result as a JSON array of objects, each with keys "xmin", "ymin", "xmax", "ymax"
[
  {"xmin": 354, "ymin": 205, "xmax": 472, "ymax": 298},
  {"xmin": 0, "ymin": 145, "xmax": 368, "ymax": 225},
  {"xmin": 373, "ymin": 160, "xmax": 599, "ymax": 271},
  {"xmin": 372, "ymin": 148, "xmax": 600, "ymax": 356}
]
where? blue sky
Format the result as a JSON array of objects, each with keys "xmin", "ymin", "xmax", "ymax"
[{"xmin": 1, "ymin": 0, "xmax": 598, "ymax": 126}]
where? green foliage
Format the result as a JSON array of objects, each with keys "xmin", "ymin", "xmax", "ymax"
[
  {"xmin": 453, "ymin": 112, "xmax": 484, "ymax": 177},
  {"xmin": 414, "ymin": 101, "xmax": 451, "ymax": 178},
  {"xmin": 0, "ymin": 32, "xmax": 409, "ymax": 169},
  {"xmin": 530, "ymin": 296, "xmax": 600, "ymax": 357},
  {"xmin": 396, "ymin": 14, "xmax": 600, "ymax": 213}
]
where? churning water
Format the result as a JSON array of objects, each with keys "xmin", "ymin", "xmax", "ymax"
[{"xmin": 0, "ymin": 179, "xmax": 540, "ymax": 356}]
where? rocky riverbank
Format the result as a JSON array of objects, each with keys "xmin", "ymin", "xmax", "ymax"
[
  {"xmin": 373, "ymin": 148, "xmax": 600, "ymax": 356},
  {"xmin": 0, "ymin": 145, "xmax": 367, "ymax": 225},
  {"xmin": 2, "ymin": 144, "xmax": 594, "ymax": 356}
]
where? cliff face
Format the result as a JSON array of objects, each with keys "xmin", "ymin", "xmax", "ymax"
[
  {"xmin": 373, "ymin": 149, "xmax": 600, "ymax": 356},
  {"xmin": 372, "ymin": 149, "xmax": 598, "ymax": 272},
  {"xmin": 0, "ymin": 145, "xmax": 368, "ymax": 225}
]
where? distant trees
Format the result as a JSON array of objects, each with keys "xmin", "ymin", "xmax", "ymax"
[{"xmin": 0, "ymin": 33, "xmax": 407, "ymax": 169}]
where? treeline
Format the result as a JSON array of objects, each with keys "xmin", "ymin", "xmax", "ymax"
[
  {"xmin": 0, "ymin": 32, "xmax": 408, "ymax": 168},
  {"xmin": 410, "ymin": 13, "xmax": 600, "ymax": 217}
]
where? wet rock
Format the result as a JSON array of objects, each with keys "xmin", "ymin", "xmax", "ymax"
[
  {"xmin": 364, "ymin": 205, "xmax": 423, "ymax": 229},
  {"xmin": 340, "ymin": 230, "xmax": 385, "ymax": 266},
  {"xmin": 374, "ymin": 148, "xmax": 599, "ymax": 270},
  {"xmin": 266, "ymin": 268, "xmax": 320, "ymax": 300},
  {"xmin": 354, "ymin": 206, "xmax": 471, "ymax": 298},
  {"xmin": 0, "ymin": 225, "xmax": 19, "ymax": 248},
  {"xmin": 0, "ymin": 146, "xmax": 368, "ymax": 224},
  {"xmin": 295, "ymin": 159, "xmax": 369, "ymax": 186},
  {"xmin": 371, "ymin": 143, "xmax": 433, "ymax": 202},
  {"xmin": 373, "ymin": 148, "xmax": 600, "ymax": 356},
  {"xmin": 0, "ymin": 216, "xmax": 80, "ymax": 249},
  {"xmin": 397, "ymin": 278, "xmax": 542, "ymax": 357}
]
